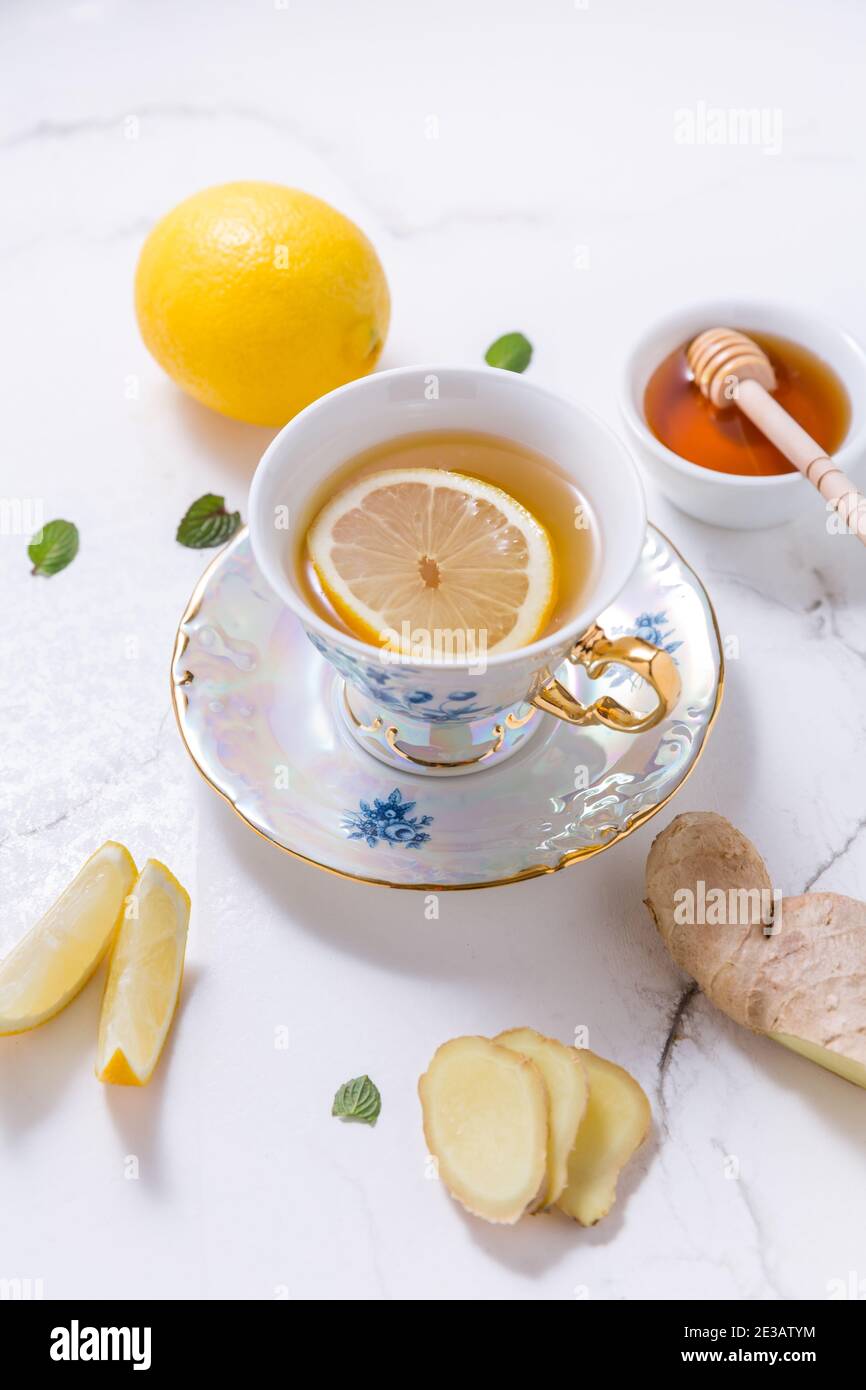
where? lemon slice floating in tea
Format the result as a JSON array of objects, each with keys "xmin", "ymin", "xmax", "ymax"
[{"xmin": 306, "ymin": 468, "xmax": 556, "ymax": 655}]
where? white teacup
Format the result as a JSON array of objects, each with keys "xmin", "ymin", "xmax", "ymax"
[{"xmin": 249, "ymin": 365, "xmax": 680, "ymax": 775}]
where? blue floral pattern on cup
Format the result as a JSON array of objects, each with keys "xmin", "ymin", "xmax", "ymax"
[
  {"xmin": 305, "ymin": 628, "xmax": 493, "ymax": 721},
  {"xmin": 402, "ymin": 689, "xmax": 484, "ymax": 722},
  {"xmin": 342, "ymin": 788, "xmax": 434, "ymax": 849},
  {"xmin": 608, "ymin": 610, "xmax": 682, "ymax": 689}
]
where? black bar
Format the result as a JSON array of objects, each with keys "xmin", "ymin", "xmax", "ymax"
[{"xmin": 5, "ymin": 1300, "xmax": 858, "ymax": 1371}]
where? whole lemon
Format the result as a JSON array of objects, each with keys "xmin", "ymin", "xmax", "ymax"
[{"xmin": 134, "ymin": 182, "xmax": 390, "ymax": 426}]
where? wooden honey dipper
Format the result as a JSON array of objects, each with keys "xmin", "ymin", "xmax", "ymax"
[{"xmin": 687, "ymin": 327, "xmax": 866, "ymax": 545}]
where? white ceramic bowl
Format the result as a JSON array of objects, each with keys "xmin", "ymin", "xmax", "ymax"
[{"xmin": 619, "ymin": 300, "xmax": 866, "ymax": 529}]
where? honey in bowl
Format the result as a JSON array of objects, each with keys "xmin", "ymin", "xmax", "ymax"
[{"xmin": 644, "ymin": 330, "xmax": 850, "ymax": 477}]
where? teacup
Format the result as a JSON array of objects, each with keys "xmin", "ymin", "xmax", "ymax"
[{"xmin": 249, "ymin": 365, "xmax": 680, "ymax": 776}]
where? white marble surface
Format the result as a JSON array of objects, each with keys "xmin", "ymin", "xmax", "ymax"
[{"xmin": 2, "ymin": 0, "xmax": 866, "ymax": 1301}]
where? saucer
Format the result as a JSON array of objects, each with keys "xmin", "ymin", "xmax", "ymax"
[{"xmin": 171, "ymin": 527, "xmax": 723, "ymax": 890}]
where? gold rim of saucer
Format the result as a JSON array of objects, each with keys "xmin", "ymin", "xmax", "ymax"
[{"xmin": 170, "ymin": 526, "xmax": 724, "ymax": 892}]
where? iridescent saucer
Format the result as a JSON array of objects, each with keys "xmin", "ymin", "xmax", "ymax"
[{"xmin": 170, "ymin": 527, "xmax": 722, "ymax": 890}]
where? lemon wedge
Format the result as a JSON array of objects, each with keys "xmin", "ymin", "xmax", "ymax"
[
  {"xmin": 0, "ymin": 842, "xmax": 136, "ymax": 1036},
  {"xmin": 96, "ymin": 859, "xmax": 190, "ymax": 1086},
  {"xmin": 306, "ymin": 468, "xmax": 556, "ymax": 654}
]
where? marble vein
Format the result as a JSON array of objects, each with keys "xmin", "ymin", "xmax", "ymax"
[
  {"xmin": 1, "ymin": 709, "xmax": 171, "ymax": 847},
  {"xmin": 710, "ymin": 1137, "xmax": 784, "ymax": 1300},
  {"xmin": 800, "ymin": 810, "xmax": 866, "ymax": 892},
  {"xmin": 0, "ymin": 103, "xmax": 577, "ymax": 241},
  {"xmin": 658, "ymin": 983, "xmax": 699, "ymax": 1090}
]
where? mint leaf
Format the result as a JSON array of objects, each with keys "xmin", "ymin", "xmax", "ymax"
[
  {"xmin": 28, "ymin": 519, "xmax": 79, "ymax": 576},
  {"xmin": 176, "ymin": 494, "xmax": 241, "ymax": 549},
  {"xmin": 485, "ymin": 331, "xmax": 532, "ymax": 373},
  {"xmin": 332, "ymin": 1074, "xmax": 381, "ymax": 1125}
]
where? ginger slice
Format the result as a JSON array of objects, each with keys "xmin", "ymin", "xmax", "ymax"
[
  {"xmin": 419, "ymin": 1035, "xmax": 549, "ymax": 1224},
  {"xmin": 495, "ymin": 1027, "xmax": 588, "ymax": 1207},
  {"xmin": 556, "ymin": 1050, "xmax": 651, "ymax": 1226}
]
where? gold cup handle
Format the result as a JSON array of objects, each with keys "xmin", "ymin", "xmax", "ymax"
[{"xmin": 531, "ymin": 623, "xmax": 681, "ymax": 734}]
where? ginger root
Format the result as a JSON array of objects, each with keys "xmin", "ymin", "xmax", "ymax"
[{"xmin": 645, "ymin": 811, "xmax": 866, "ymax": 1088}]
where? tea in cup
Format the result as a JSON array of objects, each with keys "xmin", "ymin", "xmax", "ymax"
[{"xmin": 249, "ymin": 365, "xmax": 680, "ymax": 775}]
